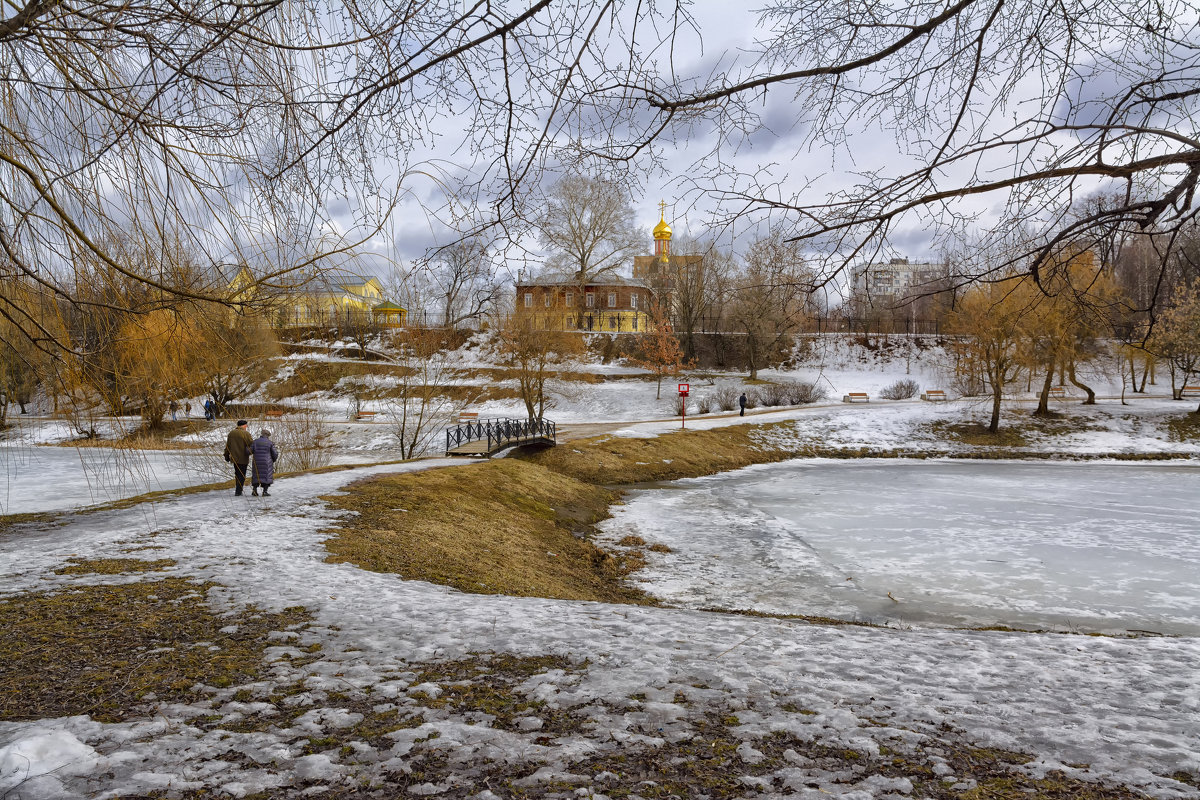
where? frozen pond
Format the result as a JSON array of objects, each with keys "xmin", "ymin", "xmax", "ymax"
[
  {"xmin": 0, "ymin": 445, "xmax": 227, "ymax": 515},
  {"xmin": 601, "ymin": 460, "xmax": 1200, "ymax": 636},
  {"xmin": 0, "ymin": 444, "xmax": 398, "ymax": 515}
]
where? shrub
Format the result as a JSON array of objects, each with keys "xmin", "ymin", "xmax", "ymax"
[
  {"xmin": 759, "ymin": 382, "xmax": 791, "ymax": 406},
  {"xmin": 953, "ymin": 372, "xmax": 986, "ymax": 397},
  {"xmin": 672, "ymin": 395, "xmax": 689, "ymax": 416},
  {"xmin": 713, "ymin": 386, "xmax": 740, "ymax": 411},
  {"xmin": 695, "ymin": 395, "xmax": 713, "ymax": 414},
  {"xmin": 784, "ymin": 381, "xmax": 828, "ymax": 405},
  {"xmin": 742, "ymin": 388, "xmax": 761, "ymax": 409},
  {"xmin": 880, "ymin": 378, "xmax": 920, "ymax": 400}
]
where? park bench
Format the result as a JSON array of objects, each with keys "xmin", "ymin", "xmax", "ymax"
[
  {"xmin": 921, "ymin": 390, "xmax": 947, "ymax": 401},
  {"xmin": 354, "ymin": 410, "xmax": 377, "ymax": 421},
  {"xmin": 264, "ymin": 409, "xmax": 285, "ymax": 419},
  {"xmin": 1048, "ymin": 386, "xmax": 1067, "ymax": 399},
  {"xmin": 1181, "ymin": 386, "xmax": 1200, "ymax": 398},
  {"xmin": 842, "ymin": 392, "xmax": 870, "ymax": 403}
]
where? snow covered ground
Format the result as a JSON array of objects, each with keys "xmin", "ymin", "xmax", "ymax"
[
  {"xmin": 1, "ymin": 458, "xmax": 1198, "ymax": 798},
  {"xmin": 1, "ymin": 337, "xmax": 1198, "ymax": 798}
]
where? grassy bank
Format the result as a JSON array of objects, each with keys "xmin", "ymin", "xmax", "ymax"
[
  {"xmin": 321, "ymin": 413, "xmax": 1197, "ymax": 603},
  {"xmin": 321, "ymin": 458, "xmax": 654, "ymax": 605},
  {"xmin": 522, "ymin": 422, "xmax": 800, "ymax": 485}
]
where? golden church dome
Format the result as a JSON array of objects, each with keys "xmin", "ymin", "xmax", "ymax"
[{"xmin": 653, "ymin": 214, "xmax": 672, "ymax": 240}]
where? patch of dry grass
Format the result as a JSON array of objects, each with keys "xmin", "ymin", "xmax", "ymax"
[
  {"xmin": 0, "ymin": 578, "xmax": 312, "ymax": 722},
  {"xmin": 549, "ymin": 717, "xmax": 1152, "ymax": 800},
  {"xmin": 0, "ymin": 510, "xmax": 63, "ymax": 538},
  {"xmin": 53, "ymin": 557, "xmax": 176, "ymax": 575},
  {"xmin": 322, "ymin": 459, "xmax": 655, "ymax": 604},
  {"xmin": 521, "ymin": 423, "xmax": 798, "ymax": 486},
  {"xmin": 1166, "ymin": 412, "xmax": 1200, "ymax": 442},
  {"xmin": 264, "ymin": 360, "xmax": 415, "ymax": 400},
  {"xmin": 929, "ymin": 421, "xmax": 1031, "ymax": 447},
  {"xmin": 51, "ymin": 419, "xmax": 210, "ymax": 449}
]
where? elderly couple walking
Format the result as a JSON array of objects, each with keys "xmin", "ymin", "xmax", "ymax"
[{"xmin": 224, "ymin": 420, "xmax": 280, "ymax": 497}]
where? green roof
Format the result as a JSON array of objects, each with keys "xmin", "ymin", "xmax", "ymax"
[{"xmin": 372, "ymin": 301, "xmax": 406, "ymax": 312}]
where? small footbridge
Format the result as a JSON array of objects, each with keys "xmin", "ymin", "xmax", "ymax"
[{"xmin": 445, "ymin": 417, "xmax": 557, "ymax": 457}]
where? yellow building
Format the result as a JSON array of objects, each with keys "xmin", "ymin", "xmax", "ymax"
[{"xmin": 221, "ymin": 266, "xmax": 405, "ymax": 329}]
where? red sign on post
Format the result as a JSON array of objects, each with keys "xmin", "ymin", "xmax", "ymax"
[
  {"xmin": 678, "ymin": 384, "xmax": 689, "ymax": 429},
  {"xmin": 678, "ymin": 383, "xmax": 689, "ymax": 396}
]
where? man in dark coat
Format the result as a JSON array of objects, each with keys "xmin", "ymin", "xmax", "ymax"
[
  {"xmin": 223, "ymin": 420, "xmax": 254, "ymax": 496},
  {"xmin": 249, "ymin": 430, "xmax": 280, "ymax": 497},
  {"xmin": 739, "ymin": 392, "xmax": 747, "ymax": 416}
]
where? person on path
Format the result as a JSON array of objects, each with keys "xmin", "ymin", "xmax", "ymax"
[
  {"xmin": 223, "ymin": 420, "xmax": 253, "ymax": 496},
  {"xmin": 249, "ymin": 430, "xmax": 280, "ymax": 497},
  {"xmin": 185, "ymin": 401, "xmax": 192, "ymax": 418},
  {"xmin": 204, "ymin": 399, "xmax": 215, "ymax": 421},
  {"xmin": 169, "ymin": 400, "xmax": 178, "ymax": 421},
  {"xmin": 739, "ymin": 392, "xmax": 747, "ymax": 416}
]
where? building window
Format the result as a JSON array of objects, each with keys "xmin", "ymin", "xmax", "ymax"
[
  {"xmin": 586, "ymin": 293, "xmax": 594, "ymax": 308},
  {"xmin": 524, "ymin": 293, "xmax": 532, "ymax": 308},
  {"xmin": 544, "ymin": 293, "xmax": 552, "ymax": 307},
  {"xmin": 632, "ymin": 316, "xmax": 638, "ymax": 331},
  {"xmin": 609, "ymin": 316, "xmax": 617, "ymax": 330},
  {"xmin": 631, "ymin": 294, "xmax": 638, "ymax": 310},
  {"xmin": 608, "ymin": 292, "xmax": 617, "ymax": 308},
  {"xmin": 565, "ymin": 292, "xmax": 574, "ymax": 307}
]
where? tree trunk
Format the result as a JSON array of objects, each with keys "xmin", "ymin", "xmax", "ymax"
[
  {"xmin": 1033, "ymin": 363, "xmax": 1055, "ymax": 417},
  {"xmin": 988, "ymin": 385, "xmax": 1002, "ymax": 433},
  {"xmin": 1138, "ymin": 357, "xmax": 1150, "ymax": 393},
  {"xmin": 1129, "ymin": 355, "xmax": 1138, "ymax": 392},
  {"xmin": 1067, "ymin": 362, "xmax": 1096, "ymax": 405}
]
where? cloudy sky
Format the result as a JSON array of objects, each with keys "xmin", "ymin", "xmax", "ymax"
[{"xmin": 323, "ymin": 0, "xmax": 1196, "ymax": 288}]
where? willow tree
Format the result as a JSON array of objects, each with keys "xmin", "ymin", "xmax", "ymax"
[{"xmin": 947, "ymin": 278, "xmax": 1036, "ymax": 433}]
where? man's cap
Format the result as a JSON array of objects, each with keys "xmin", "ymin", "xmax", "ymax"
[{"xmin": 237, "ymin": 419, "xmax": 248, "ymax": 426}]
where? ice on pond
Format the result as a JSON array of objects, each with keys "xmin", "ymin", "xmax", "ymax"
[{"xmin": 601, "ymin": 459, "xmax": 1200, "ymax": 635}]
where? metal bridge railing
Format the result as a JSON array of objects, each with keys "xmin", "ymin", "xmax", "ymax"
[{"xmin": 445, "ymin": 417, "xmax": 556, "ymax": 455}]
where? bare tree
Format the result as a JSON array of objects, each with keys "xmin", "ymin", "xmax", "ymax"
[
  {"xmin": 567, "ymin": 1, "xmax": 1200, "ymax": 299},
  {"xmin": 194, "ymin": 313, "xmax": 280, "ymax": 414},
  {"xmin": 537, "ymin": 173, "xmax": 643, "ymax": 326},
  {"xmin": 1, "ymin": 2, "xmax": 665, "ymax": 359},
  {"xmin": 496, "ymin": 316, "xmax": 584, "ymax": 419},
  {"xmin": 729, "ymin": 235, "xmax": 814, "ymax": 379},
  {"xmin": 385, "ymin": 332, "xmax": 461, "ymax": 459},
  {"xmin": 422, "ymin": 239, "xmax": 503, "ymax": 328}
]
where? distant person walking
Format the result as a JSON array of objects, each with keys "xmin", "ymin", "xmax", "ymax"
[
  {"xmin": 249, "ymin": 430, "xmax": 280, "ymax": 497},
  {"xmin": 739, "ymin": 392, "xmax": 747, "ymax": 416},
  {"xmin": 169, "ymin": 400, "xmax": 178, "ymax": 421},
  {"xmin": 185, "ymin": 401, "xmax": 192, "ymax": 418},
  {"xmin": 204, "ymin": 399, "xmax": 215, "ymax": 421},
  {"xmin": 223, "ymin": 419, "xmax": 254, "ymax": 496}
]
